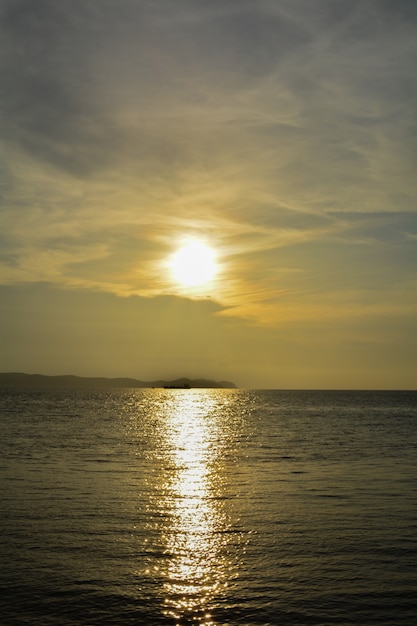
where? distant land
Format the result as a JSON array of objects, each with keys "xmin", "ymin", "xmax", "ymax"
[{"xmin": 0, "ymin": 373, "xmax": 237, "ymax": 389}]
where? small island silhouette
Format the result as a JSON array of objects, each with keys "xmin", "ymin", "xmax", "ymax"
[{"xmin": 0, "ymin": 373, "xmax": 237, "ymax": 389}]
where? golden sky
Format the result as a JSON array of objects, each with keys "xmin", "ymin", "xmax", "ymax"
[{"xmin": 1, "ymin": 0, "xmax": 416, "ymax": 388}]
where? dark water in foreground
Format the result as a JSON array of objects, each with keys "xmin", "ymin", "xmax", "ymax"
[{"xmin": 0, "ymin": 389, "xmax": 416, "ymax": 625}]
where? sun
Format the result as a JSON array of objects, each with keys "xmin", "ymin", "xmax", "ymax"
[{"xmin": 170, "ymin": 240, "xmax": 217, "ymax": 287}]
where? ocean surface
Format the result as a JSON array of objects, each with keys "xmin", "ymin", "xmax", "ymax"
[{"xmin": 0, "ymin": 388, "xmax": 416, "ymax": 625}]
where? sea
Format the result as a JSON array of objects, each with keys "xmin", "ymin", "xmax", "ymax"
[{"xmin": 0, "ymin": 388, "xmax": 416, "ymax": 625}]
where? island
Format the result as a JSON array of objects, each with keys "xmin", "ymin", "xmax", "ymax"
[{"xmin": 0, "ymin": 373, "xmax": 237, "ymax": 389}]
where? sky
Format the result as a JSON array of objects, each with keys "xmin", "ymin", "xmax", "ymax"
[{"xmin": 1, "ymin": 0, "xmax": 416, "ymax": 389}]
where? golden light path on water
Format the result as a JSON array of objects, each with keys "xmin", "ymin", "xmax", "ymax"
[{"xmin": 158, "ymin": 390, "xmax": 244, "ymax": 624}]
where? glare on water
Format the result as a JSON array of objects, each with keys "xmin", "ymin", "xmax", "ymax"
[
  {"xmin": 158, "ymin": 392, "xmax": 234, "ymax": 623},
  {"xmin": 123, "ymin": 389, "xmax": 246, "ymax": 623}
]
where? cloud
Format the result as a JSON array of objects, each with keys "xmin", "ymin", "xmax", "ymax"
[{"xmin": 1, "ymin": 0, "xmax": 416, "ymax": 335}]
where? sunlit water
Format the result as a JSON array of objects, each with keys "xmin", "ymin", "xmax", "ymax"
[{"xmin": 1, "ymin": 389, "xmax": 416, "ymax": 625}]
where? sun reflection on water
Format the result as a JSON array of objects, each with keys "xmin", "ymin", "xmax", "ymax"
[{"xmin": 160, "ymin": 391, "xmax": 235, "ymax": 624}]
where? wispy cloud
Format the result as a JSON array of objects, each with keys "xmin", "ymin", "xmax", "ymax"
[{"xmin": 1, "ymin": 0, "xmax": 416, "ymax": 332}]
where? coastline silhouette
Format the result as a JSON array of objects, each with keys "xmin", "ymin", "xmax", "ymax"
[{"xmin": 0, "ymin": 372, "xmax": 237, "ymax": 389}]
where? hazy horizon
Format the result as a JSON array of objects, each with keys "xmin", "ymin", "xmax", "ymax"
[
  {"xmin": 1, "ymin": 371, "xmax": 416, "ymax": 392},
  {"xmin": 1, "ymin": 1, "xmax": 416, "ymax": 390}
]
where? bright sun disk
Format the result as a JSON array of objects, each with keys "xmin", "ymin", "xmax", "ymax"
[{"xmin": 171, "ymin": 240, "xmax": 217, "ymax": 287}]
